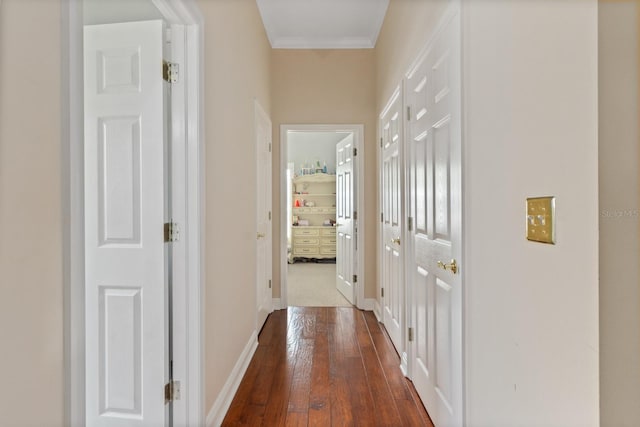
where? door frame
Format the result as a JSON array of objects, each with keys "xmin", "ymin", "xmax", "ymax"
[
  {"xmin": 61, "ymin": 1, "xmax": 205, "ymax": 425},
  {"xmin": 279, "ymin": 124, "xmax": 366, "ymax": 309}
]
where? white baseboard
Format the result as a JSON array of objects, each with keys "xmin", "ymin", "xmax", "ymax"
[
  {"xmin": 205, "ymin": 331, "xmax": 258, "ymax": 427},
  {"xmin": 272, "ymin": 298, "xmax": 282, "ymax": 310},
  {"xmin": 400, "ymin": 351, "xmax": 409, "ymax": 377}
]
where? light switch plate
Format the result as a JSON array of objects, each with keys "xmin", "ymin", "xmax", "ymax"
[{"xmin": 526, "ymin": 196, "xmax": 555, "ymax": 244}]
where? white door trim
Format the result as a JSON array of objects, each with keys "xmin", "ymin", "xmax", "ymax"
[
  {"xmin": 280, "ymin": 124, "xmax": 366, "ymax": 309},
  {"xmin": 62, "ymin": 1, "xmax": 205, "ymax": 425}
]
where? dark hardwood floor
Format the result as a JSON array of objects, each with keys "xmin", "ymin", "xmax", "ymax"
[{"xmin": 222, "ymin": 307, "xmax": 434, "ymax": 426}]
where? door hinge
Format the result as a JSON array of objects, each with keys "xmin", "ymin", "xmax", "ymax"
[
  {"xmin": 164, "ymin": 222, "xmax": 179, "ymax": 242},
  {"xmin": 381, "ymin": 287, "xmax": 384, "ymax": 298},
  {"xmin": 381, "ymin": 212, "xmax": 384, "ymax": 223},
  {"xmin": 269, "ymin": 142, "xmax": 272, "ymax": 153},
  {"xmin": 380, "ymin": 137, "xmax": 383, "ymax": 148},
  {"xmin": 353, "ymin": 211, "xmax": 358, "ymax": 220},
  {"xmin": 164, "ymin": 380, "xmax": 181, "ymax": 404},
  {"xmin": 268, "ymin": 211, "xmax": 272, "ymax": 220},
  {"xmin": 353, "ymin": 147, "xmax": 357, "ymax": 157},
  {"xmin": 408, "ymin": 216, "xmax": 414, "ymax": 232},
  {"xmin": 407, "ymin": 106, "xmax": 411, "ymax": 121},
  {"xmin": 353, "ymin": 274, "xmax": 358, "ymax": 283},
  {"xmin": 408, "ymin": 327, "xmax": 414, "ymax": 342},
  {"xmin": 268, "ymin": 279, "xmax": 272, "ymax": 289},
  {"xmin": 163, "ymin": 60, "xmax": 179, "ymax": 83}
]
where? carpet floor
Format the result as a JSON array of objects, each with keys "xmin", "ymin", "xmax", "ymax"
[{"xmin": 287, "ymin": 262, "xmax": 352, "ymax": 307}]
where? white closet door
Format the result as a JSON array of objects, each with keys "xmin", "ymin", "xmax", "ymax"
[
  {"xmin": 380, "ymin": 87, "xmax": 405, "ymax": 355},
  {"xmin": 255, "ymin": 100, "xmax": 273, "ymax": 331},
  {"xmin": 406, "ymin": 7, "xmax": 463, "ymax": 427},
  {"xmin": 84, "ymin": 20, "xmax": 169, "ymax": 427}
]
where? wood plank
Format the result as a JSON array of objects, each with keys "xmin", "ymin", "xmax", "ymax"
[
  {"xmin": 354, "ymin": 311, "xmax": 404, "ymax": 426},
  {"xmin": 308, "ymin": 308, "xmax": 331, "ymax": 426}
]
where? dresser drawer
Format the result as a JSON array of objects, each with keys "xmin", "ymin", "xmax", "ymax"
[
  {"xmin": 293, "ymin": 247, "xmax": 319, "ymax": 256},
  {"xmin": 293, "ymin": 228, "xmax": 320, "ymax": 237},
  {"xmin": 320, "ymin": 246, "xmax": 336, "ymax": 255},
  {"xmin": 321, "ymin": 237, "xmax": 336, "ymax": 245},
  {"xmin": 321, "ymin": 228, "xmax": 336, "ymax": 237},
  {"xmin": 294, "ymin": 237, "xmax": 320, "ymax": 246}
]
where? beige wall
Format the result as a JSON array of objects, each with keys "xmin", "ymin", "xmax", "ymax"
[
  {"xmin": 0, "ymin": 1, "xmax": 64, "ymax": 426},
  {"xmin": 599, "ymin": 1, "xmax": 640, "ymax": 425},
  {"xmin": 375, "ymin": 0, "xmax": 447, "ymax": 111},
  {"xmin": 270, "ymin": 50, "xmax": 377, "ymax": 299},
  {"xmin": 196, "ymin": 0, "xmax": 272, "ymax": 413}
]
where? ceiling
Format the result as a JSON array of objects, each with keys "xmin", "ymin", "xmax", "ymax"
[{"xmin": 256, "ymin": 0, "xmax": 389, "ymax": 49}]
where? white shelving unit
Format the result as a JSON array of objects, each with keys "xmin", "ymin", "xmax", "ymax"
[{"xmin": 291, "ymin": 173, "xmax": 336, "ymax": 261}]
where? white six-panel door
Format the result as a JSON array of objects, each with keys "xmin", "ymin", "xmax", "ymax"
[
  {"xmin": 84, "ymin": 20, "xmax": 169, "ymax": 427},
  {"xmin": 255, "ymin": 101, "xmax": 273, "ymax": 331},
  {"xmin": 336, "ymin": 136, "xmax": 356, "ymax": 305},
  {"xmin": 406, "ymin": 7, "xmax": 463, "ymax": 427},
  {"xmin": 380, "ymin": 87, "xmax": 405, "ymax": 356}
]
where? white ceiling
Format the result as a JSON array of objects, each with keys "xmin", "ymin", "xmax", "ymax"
[{"xmin": 256, "ymin": 0, "xmax": 389, "ymax": 49}]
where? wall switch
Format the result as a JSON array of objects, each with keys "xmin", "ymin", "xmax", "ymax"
[{"xmin": 526, "ymin": 196, "xmax": 555, "ymax": 244}]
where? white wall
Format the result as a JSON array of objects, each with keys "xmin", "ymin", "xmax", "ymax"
[
  {"xmin": 287, "ymin": 131, "xmax": 347, "ymax": 175},
  {"xmin": 599, "ymin": 2, "xmax": 640, "ymax": 426},
  {"xmin": 83, "ymin": 0, "xmax": 163, "ymax": 25},
  {"xmin": 462, "ymin": 1, "xmax": 599, "ymax": 426}
]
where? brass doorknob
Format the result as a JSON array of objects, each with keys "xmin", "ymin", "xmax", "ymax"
[
  {"xmin": 257, "ymin": 232, "xmax": 266, "ymax": 239},
  {"xmin": 437, "ymin": 259, "xmax": 458, "ymax": 274},
  {"xmin": 391, "ymin": 237, "xmax": 401, "ymax": 245}
]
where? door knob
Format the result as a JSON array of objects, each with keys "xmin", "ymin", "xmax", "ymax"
[
  {"xmin": 257, "ymin": 232, "xmax": 266, "ymax": 239},
  {"xmin": 437, "ymin": 259, "xmax": 458, "ymax": 275},
  {"xmin": 391, "ymin": 237, "xmax": 401, "ymax": 245}
]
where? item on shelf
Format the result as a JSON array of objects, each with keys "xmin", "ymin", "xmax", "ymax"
[{"xmin": 298, "ymin": 219, "xmax": 309, "ymax": 226}]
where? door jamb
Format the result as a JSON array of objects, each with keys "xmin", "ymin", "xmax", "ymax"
[
  {"xmin": 279, "ymin": 124, "xmax": 366, "ymax": 309},
  {"xmin": 62, "ymin": 0, "xmax": 205, "ymax": 425}
]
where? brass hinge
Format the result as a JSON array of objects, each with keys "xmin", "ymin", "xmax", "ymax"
[
  {"xmin": 407, "ymin": 106, "xmax": 411, "ymax": 121},
  {"xmin": 353, "ymin": 211, "xmax": 358, "ymax": 220},
  {"xmin": 408, "ymin": 327, "xmax": 414, "ymax": 342},
  {"xmin": 353, "ymin": 147, "xmax": 357, "ymax": 157},
  {"xmin": 381, "ymin": 287, "xmax": 384, "ymax": 298},
  {"xmin": 269, "ymin": 142, "xmax": 272, "ymax": 153},
  {"xmin": 380, "ymin": 137, "xmax": 383, "ymax": 148},
  {"xmin": 268, "ymin": 279, "xmax": 272, "ymax": 289},
  {"xmin": 163, "ymin": 60, "xmax": 179, "ymax": 83},
  {"xmin": 381, "ymin": 212, "xmax": 384, "ymax": 223},
  {"xmin": 164, "ymin": 380, "xmax": 181, "ymax": 404},
  {"xmin": 164, "ymin": 222, "xmax": 179, "ymax": 242},
  {"xmin": 268, "ymin": 211, "xmax": 272, "ymax": 220},
  {"xmin": 353, "ymin": 274, "xmax": 357, "ymax": 283},
  {"xmin": 408, "ymin": 217, "xmax": 414, "ymax": 232}
]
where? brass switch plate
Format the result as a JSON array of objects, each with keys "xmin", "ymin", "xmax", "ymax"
[{"xmin": 526, "ymin": 196, "xmax": 555, "ymax": 244}]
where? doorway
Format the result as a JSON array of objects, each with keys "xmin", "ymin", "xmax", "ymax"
[
  {"xmin": 279, "ymin": 124, "xmax": 365, "ymax": 309},
  {"xmin": 63, "ymin": 0, "xmax": 204, "ymax": 425}
]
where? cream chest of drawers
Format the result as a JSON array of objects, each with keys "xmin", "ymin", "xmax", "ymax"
[{"xmin": 292, "ymin": 226, "xmax": 336, "ymax": 259}]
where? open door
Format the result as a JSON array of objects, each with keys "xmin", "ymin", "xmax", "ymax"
[
  {"xmin": 84, "ymin": 20, "xmax": 170, "ymax": 426},
  {"xmin": 336, "ymin": 135, "xmax": 356, "ymax": 305}
]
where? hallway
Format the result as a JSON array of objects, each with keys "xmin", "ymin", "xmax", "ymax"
[{"xmin": 222, "ymin": 307, "xmax": 433, "ymax": 426}]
